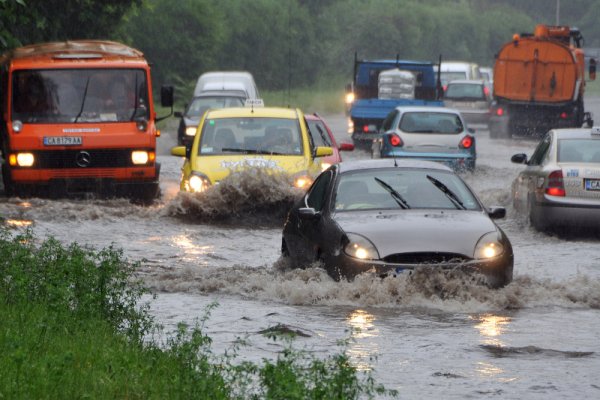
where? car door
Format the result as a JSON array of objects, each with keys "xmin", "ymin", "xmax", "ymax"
[
  {"xmin": 295, "ymin": 170, "xmax": 333, "ymax": 264},
  {"xmin": 515, "ymin": 133, "xmax": 553, "ymax": 209}
]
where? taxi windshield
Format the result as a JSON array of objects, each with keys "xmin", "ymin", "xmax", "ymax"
[
  {"xmin": 11, "ymin": 69, "xmax": 149, "ymax": 123},
  {"xmin": 198, "ymin": 117, "xmax": 303, "ymax": 156}
]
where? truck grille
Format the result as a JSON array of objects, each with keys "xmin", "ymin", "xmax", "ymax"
[{"xmin": 27, "ymin": 149, "xmax": 151, "ymax": 169}]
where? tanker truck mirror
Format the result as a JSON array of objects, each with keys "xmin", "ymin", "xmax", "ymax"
[
  {"xmin": 160, "ymin": 85, "xmax": 174, "ymax": 107},
  {"xmin": 589, "ymin": 59, "xmax": 596, "ymax": 81}
]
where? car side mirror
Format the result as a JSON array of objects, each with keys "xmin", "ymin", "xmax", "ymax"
[
  {"xmin": 314, "ymin": 146, "xmax": 333, "ymax": 158},
  {"xmin": 511, "ymin": 153, "xmax": 528, "ymax": 164},
  {"xmin": 338, "ymin": 142, "xmax": 355, "ymax": 151},
  {"xmin": 298, "ymin": 207, "xmax": 320, "ymax": 221},
  {"xmin": 160, "ymin": 85, "xmax": 174, "ymax": 108},
  {"xmin": 171, "ymin": 146, "xmax": 186, "ymax": 157},
  {"xmin": 487, "ymin": 206, "xmax": 506, "ymax": 220}
]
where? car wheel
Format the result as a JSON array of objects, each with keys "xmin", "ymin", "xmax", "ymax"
[{"xmin": 528, "ymin": 196, "xmax": 545, "ymax": 232}]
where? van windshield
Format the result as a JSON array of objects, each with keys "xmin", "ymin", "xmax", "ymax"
[{"xmin": 12, "ymin": 69, "xmax": 149, "ymax": 123}]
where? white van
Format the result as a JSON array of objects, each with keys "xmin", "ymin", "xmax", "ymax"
[
  {"xmin": 193, "ymin": 71, "xmax": 259, "ymax": 99},
  {"xmin": 438, "ymin": 61, "xmax": 481, "ymax": 87}
]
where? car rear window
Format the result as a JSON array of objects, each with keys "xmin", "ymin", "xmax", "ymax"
[
  {"xmin": 398, "ymin": 112, "xmax": 464, "ymax": 134},
  {"xmin": 558, "ymin": 139, "xmax": 600, "ymax": 163},
  {"xmin": 444, "ymin": 83, "xmax": 485, "ymax": 100}
]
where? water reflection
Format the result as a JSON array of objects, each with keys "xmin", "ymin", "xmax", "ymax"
[
  {"xmin": 5, "ymin": 219, "xmax": 33, "ymax": 227},
  {"xmin": 473, "ymin": 314, "xmax": 511, "ymax": 346},
  {"xmin": 172, "ymin": 234, "xmax": 213, "ymax": 264},
  {"xmin": 345, "ymin": 309, "xmax": 379, "ymax": 371}
]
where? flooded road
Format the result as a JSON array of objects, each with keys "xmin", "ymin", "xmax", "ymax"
[{"xmin": 2, "ymin": 99, "xmax": 600, "ymax": 399}]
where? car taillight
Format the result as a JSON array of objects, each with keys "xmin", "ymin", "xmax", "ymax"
[
  {"xmin": 460, "ymin": 135, "xmax": 474, "ymax": 149},
  {"xmin": 545, "ymin": 170, "xmax": 565, "ymax": 196},
  {"xmin": 483, "ymin": 86, "xmax": 490, "ymax": 97},
  {"xmin": 560, "ymin": 112, "xmax": 568, "ymax": 119},
  {"xmin": 496, "ymin": 107, "xmax": 504, "ymax": 116},
  {"xmin": 388, "ymin": 133, "xmax": 403, "ymax": 147}
]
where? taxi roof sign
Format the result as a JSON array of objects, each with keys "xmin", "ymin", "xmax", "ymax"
[{"xmin": 244, "ymin": 99, "xmax": 264, "ymax": 107}]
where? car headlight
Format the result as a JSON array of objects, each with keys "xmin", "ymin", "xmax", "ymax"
[
  {"xmin": 474, "ymin": 232, "xmax": 504, "ymax": 259},
  {"xmin": 320, "ymin": 162, "xmax": 332, "ymax": 172},
  {"xmin": 294, "ymin": 175, "xmax": 313, "ymax": 189},
  {"xmin": 185, "ymin": 127, "xmax": 197, "ymax": 137},
  {"xmin": 343, "ymin": 233, "xmax": 380, "ymax": 260},
  {"xmin": 131, "ymin": 150, "xmax": 154, "ymax": 165},
  {"xmin": 187, "ymin": 172, "xmax": 211, "ymax": 193}
]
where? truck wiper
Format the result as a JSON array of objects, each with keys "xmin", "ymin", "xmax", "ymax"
[
  {"xmin": 426, "ymin": 175, "xmax": 466, "ymax": 210},
  {"xmin": 74, "ymin": 76, "xmax": 91, "ymax": 123},
  {"xmin": 374, "ymin": 177, "xmax": 410, "ymax": 209}
]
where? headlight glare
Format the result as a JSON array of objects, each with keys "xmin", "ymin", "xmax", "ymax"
[
  {"xmin": 474, "ymin": 232, "xmax": 504, "ymax": 259},
  {"xmin": 185, "ymin": 127, "xmax": 197, "ymax": 137},
  {"xmin": 294, "ymin": 175, "xmax": 313, "ymax": 189},
  {"xmin": 131, "ymin": 150, "xmax": 149, "ymax": 165},
  {"xmin": 15, "ymin": 153, "xmax": 35, "ymax": 167},
  {"xmin": 188, "ymin": 173, "xmax": 210, "ymax": 193},
  {"xmin": 343, "ymin": 233, "xmax": 379, "ymax": 260}
]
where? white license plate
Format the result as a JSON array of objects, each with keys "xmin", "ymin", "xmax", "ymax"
[
  {"xmin": 43, "ymin": 136, "xmax": 82, "ymax": 146},
  {"xmin": 585, "ymin": 179, "xmax": 600, "ymax": 190}
]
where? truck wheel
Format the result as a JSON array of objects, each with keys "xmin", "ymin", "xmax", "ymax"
[{"xmin": 131, "ymin": 182, "xmax": 160, "ymax": 205}]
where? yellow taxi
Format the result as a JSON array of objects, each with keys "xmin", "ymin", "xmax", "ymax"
[{"xmin": 170, "ymin": 106, "xmax": 333, "ymax": 192}]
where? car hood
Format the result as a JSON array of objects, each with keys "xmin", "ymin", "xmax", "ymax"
[{"xmin": 333, "ymin": 209, "xmax": 497, "ymax": 257}]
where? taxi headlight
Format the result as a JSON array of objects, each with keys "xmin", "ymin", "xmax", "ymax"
[
  {"xmin": 188, "ymin": 173, "xmax": 211, "ymax": 193},
  {"xmin": 131, "ymin": 150, "xmax": 151, "ymax": 165},
  {"xmin": 185, "ymin": 127, "xmax": 197, "ymax": 137},
  {"xmin": 474, "ymin": 232, "xmax": 504, "ymax": 259},
  {"xmin": 294, "ymin": 175, "xmax": 313, "ymax": 189},
  {"xmin": 343, "ymin": 233, "xmax": 379, "ymax": 260},
  {"xmin": 10, "ymin": 153, "xmax": 35, "ymax": 167}
]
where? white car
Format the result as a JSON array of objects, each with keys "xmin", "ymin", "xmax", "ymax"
[{"xmin": 511, "ymin": 127, "xmax": 600, "ymax": 232}]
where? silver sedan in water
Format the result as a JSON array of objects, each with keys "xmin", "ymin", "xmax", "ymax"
[{"xmin": 511, "ymin": 127, "xmax": 600, "ymax": 232}]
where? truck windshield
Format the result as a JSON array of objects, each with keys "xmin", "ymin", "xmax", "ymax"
[{"xmin": 12, "ymin": 69, "xmax": 149, "ymax": 123}]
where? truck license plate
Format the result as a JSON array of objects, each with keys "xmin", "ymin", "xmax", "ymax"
[
  {"xmin": 585, "ymin": 179, "xmax": 600, "ymax": 190},
  {"xmin": 43, "ymin": 136, "xmax": 83, "ymax": 146}
]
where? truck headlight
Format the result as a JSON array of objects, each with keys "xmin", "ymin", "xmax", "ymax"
[
  {"xmin": 9, "ymin": 153, "xmax": 35, "ymax": 167},
  {"xmin": 185, "ymin": 127, "xmax": 197, "ymax": 137},
  {"xmin": 343, "ymin": 233, "xmax": 379, "ymax": 260},
  {"xmin": 474, "ymin": 232, "xmax": 504, "ymax": 259},
  {"xmin": 131, "ymin": 150, "xmax": 154, "ymax": 165}
]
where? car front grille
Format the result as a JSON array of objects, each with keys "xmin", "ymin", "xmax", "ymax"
[{"xmin": 383, "ymin": 252, "xmax": 470, "ymax": 264}]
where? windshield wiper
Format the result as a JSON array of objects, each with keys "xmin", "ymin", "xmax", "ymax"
[
  {"xmin": 426, "ymin": 175, "xmax": 466, "ymax": 210},
  {"xmin": 374, "ymin": 177, "xmax": 410, "ymax": 209},
  {"xmin": 73, "ymin": 76, "xmax": 91, "ymax": 123}
]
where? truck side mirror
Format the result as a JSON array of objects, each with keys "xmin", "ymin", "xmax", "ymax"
[
  {"xmin": 160, "ymin": 85, "xmax": 174, "ymax": 107},
  {"xmin": 589, "ymin": 59, "xmax": 596, "ymax": 81}
]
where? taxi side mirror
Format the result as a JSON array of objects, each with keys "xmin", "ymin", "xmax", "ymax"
[
  {"xmin": 314, "ymin": 146, "xmax": 333, "ymax": 158},
  {"xmin": 171, "ymin": 146, "xmax": 186, "ymax": 157}
]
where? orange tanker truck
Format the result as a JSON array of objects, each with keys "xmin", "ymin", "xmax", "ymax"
[
  {"xmin": 0, "ymin": 40, "xmax": 174, "ymax": 201},
  {"xmin": 489, "ymin": 24, "xmax": 596, "ymax": 138}
]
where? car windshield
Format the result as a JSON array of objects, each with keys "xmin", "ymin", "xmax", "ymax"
[
  {"xmin": 198, "ymin": 117, "xmax": 303, "ymax": 156},
  {"xmin": 334, "ymin": 168, "xmax": 480, "ymax": 211},
  {"xmin": 185, "ymin": 96, "xmax": 244, "ymax": 118},
  {"xmin": 444, "ymin": 83, "xmax": 485, "ymax": 100},
  {"xmin": 440, "ymin": 71, "xmax": 466, "ymax": 86},
  {"xmin": 398, "ymin": 111, "xmax": 463, "ymax": 134},
  {"xmin": 558, "ymin": 139, "xmax": 600, "ymax": 163},
  {"xmin": 12, "ymin": 68, "xmax": 149, "ymax": 123}
]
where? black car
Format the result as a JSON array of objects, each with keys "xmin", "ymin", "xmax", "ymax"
[
  {"xmin": 282, "ymin": 159, "xmax": 513, "ymax": 288},
  {"xmin": 175, "ymin": 92, "xmax": 245, "ymax": 145}
]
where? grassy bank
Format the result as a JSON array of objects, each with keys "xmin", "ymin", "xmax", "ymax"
[{"xmin": 0, "ymin": 229, "xmax": 395, "ymax": 399}]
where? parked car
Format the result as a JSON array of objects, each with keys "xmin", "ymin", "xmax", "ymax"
[
  {"xmin": 170, "ymin": 107, "xmax": 332, "ymax": 192},
  {"xmin": 282, "ymin": 159, "xmax": 513, "ymax": 288},
  {"xmin": 372, "ymin": 106, "xmax": 476, "ymax": 171},
  {"xmin": 511, "ymin": 127, "xmax": 600, "ymax": 232},
  {"xmin": 305, "ymin": 113, "xmax": 354, "ymax": 170},
  {"xmin": 193, "ymin": 71, "xmax": 259, "ymax": 98},
  {"xmin": 175, "ymin": 92, "xmax": 245, "ymax": 145},
  {"xmin": 443, "ymin": 80, "xmax": 491, "ymax": 126}
]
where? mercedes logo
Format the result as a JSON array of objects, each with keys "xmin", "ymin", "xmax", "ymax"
[{"xmin": 75, "ymin": 151, "xmax": 91, "ymax": 167}]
